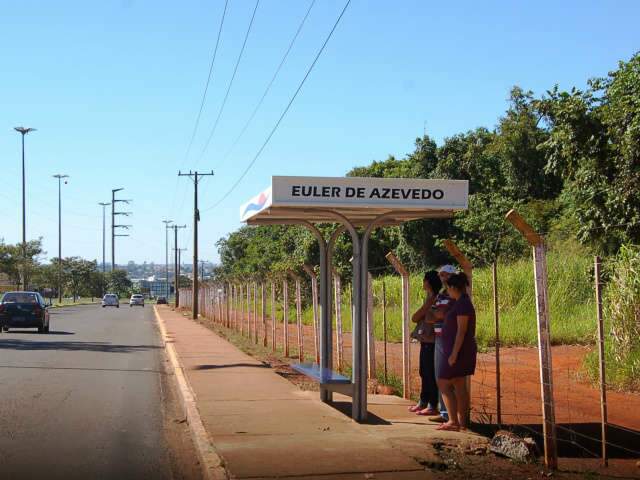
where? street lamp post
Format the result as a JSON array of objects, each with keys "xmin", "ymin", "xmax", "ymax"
[
  {"xmin": 53, "ymin": 174, "xmax": 69, "ymax": 303},
  {"xmin": 162, "ymin": 220, "xmax": 173, "ymax": 298},
  {"xmin": 14, "ymin": 126, "xmax": 36, "ymax": 290},
  {"xmin": 99, "ymin": 202, "xmax": 110, "ymax": 296}
]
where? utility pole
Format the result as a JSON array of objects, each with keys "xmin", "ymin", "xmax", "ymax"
[
  {"xmin": 162, "ymin": 220, "xmax": 173, "ymax": 298},
  {"xmin": 14, "ymin": 126, "xmax": 36, "ymax": 290},
  {"xmin": 178, "ymin": 170, "xmax": 214, "ymax": 319},
  {"xmin": 53, "ymin": 174, "xmax": 69, "ymax": 303},
  {"xmin": 171, "ymin": 224, "xmax": 186, "ymax": 307},
  {"xmin": 111, "ymin": 188, "xmax": 132, "ymax": 271},
  {"xmin": 98, "ymin": 202, "xmax": 110, "ymax": 296},
  {"xmin": 200, "ymin": 260, "xmax": 205, "ymax": 283}
]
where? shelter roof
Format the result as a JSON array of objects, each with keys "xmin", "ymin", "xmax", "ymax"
[{"xmin": 241, "ymin": 176, "xmax": 468, "ymax": 227}]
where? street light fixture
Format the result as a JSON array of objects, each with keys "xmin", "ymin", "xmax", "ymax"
[
  {"xmin": 14, "ymin": 126, "xmax": 36, "ymax": 290},
  {"xmin": 53, "ymin": 174, "xmax": 69, "ymax": 303}
]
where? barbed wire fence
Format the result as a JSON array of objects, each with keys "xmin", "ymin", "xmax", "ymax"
[{"xmin": 176, "ymin": 220, "xmax": 640, "ymax": 466}]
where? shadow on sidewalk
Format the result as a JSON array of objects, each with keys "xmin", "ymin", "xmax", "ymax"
[
  {"xmin": 328, "ymin": 400, "xmax": 392, "ymax": 425},
  {"xmin": 192, "ymin": 362, "xmax": 270, "ymax": 370}
]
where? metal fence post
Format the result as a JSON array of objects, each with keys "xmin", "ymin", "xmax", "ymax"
[
  {"xmin": 595, "ymin": 256, "xmax": 608, "ymax": 467},
  {"xmin": 367, "ymin": 272, "xmax": 376, "ymax": 379},
  {"xmin": 333, "ymin": 271, "xmax": 343, "ymax": 371},
  {"xmin": 283, "ymin": 278, "xmax": 289, "ymax": 357},
  {"xmin": 506, "ymin": 209, "xmax": 558, "ymax": 470},
  {"xmin": 303, "ymin": 264, "xmax": 320, "ymax": 364},
  {"xmin": 385, "ymin": 251, "xmax": 410, "ymax": 399}
]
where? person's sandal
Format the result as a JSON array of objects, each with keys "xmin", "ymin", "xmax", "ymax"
[
  {"xmin": 416, "ymin": 408, "xmax": 438, "ymax": 416},
  {"xmin": 408, "ymin": 404, "xmax": 423, "ymax": 413},
  {"xmin": 436, "ymin": 423, "xmax": 460, "ymax": 432}
]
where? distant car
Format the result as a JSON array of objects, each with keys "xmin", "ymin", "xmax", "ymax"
[
  {"xmin": 129, "ymin": 294, "xmax": 144, "ymax": 307},
  {"xmin": 156, "ymin": 296, "xmax": 167, "ymax": 305},
  {"xmin": 102, "ymin": 294, "xmax": 119, "ymax": 308},
  {"xmin": 0, "ymin": 291, "xmax": 50, "ymax": 333}
]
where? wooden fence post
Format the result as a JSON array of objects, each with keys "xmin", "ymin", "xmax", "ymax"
[
  {"xmin": 253, "ymin": 282, "xmax": 258, "ymax": 344},
  {"xmin": 367, "ymin": 272, "xmax": 376, "ymax": 379},
  {"xmin": 303, "ymin": 264, "xmax": 320, "ymax": 364},
  {"xmin": 271, "ymin": 281, "xmax": 276, "ymax": 352},
  {"xmin": 246, "ymin": 283, "xmax": 251, "ymax": 337},
  {"xmin": 595, "ymin": 256, "xmax": 608, "ymax": 467},
  {"xmin": 385, "ymin": 251, "xmax": 410, "ymax": 399},
  {"xmin": 493, "ymin": 261, "xmax": 502, "ymax": 426},
  {"xmin": 382, "ymin": 278, "xmax": 388, "ymax": 385},
  {"xmin": 506, "ymin": 209, "xmax": 558, "ymax": 470},
  {"xmin": 283, "ymin": 278, "xmax": 289, "ymax": 357},
  {"xmin": 291, "ymin": 271, "xmax": 304, "ymax": 362},
  {"xmin": 240, "ymin": 284, "xmax": 245, "ymax": 335},
  {"xmin": 261, "ymin": 282, "xmax": 267, "ymax": 347},
  {"xmin": 333, "ymin": 270, "xmax": 344, "ymax": 371}
]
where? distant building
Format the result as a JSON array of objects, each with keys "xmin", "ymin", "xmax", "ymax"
[{"xmin": 131, "ymin": 276, "xmax": 172, "ymax": 298}]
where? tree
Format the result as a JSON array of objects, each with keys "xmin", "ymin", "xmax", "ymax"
[
  {"xmin": 105, "ymin": 269, "xmax": 132, "ymax": 297},
  {"xmin": 0, "ymin": 239, "xmax": 43, "ymax": 289},
  {"xmin": 536, "ymin": 52, "xmax": 640, "ymax": 252}
]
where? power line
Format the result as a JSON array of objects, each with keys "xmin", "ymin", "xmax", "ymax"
[
  {"xmin": 215, "ymin": 0, "xmax": 316, "ymax": 167},
  {"xmin": 202, "ymin": 0, "xmax": 351, "ymax": 212},
  {"xmin": 182, "ymin": 0, "xmax": 229, "ymax": 164},
  {"xmin": 199, "ymin": 0, "xmax": 261, "ymax": 160}
]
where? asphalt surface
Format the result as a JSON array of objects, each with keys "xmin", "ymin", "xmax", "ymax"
[{"xmin": 0, "ymin": 303, "xmax": 187, "ymax": 479}]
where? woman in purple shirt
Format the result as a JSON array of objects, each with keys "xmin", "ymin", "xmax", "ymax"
[{"xmin": 436, "ymin": 272, "xmax": 477, "ymax": 431}]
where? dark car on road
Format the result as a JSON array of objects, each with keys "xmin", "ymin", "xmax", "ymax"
[
  {"xmin": 0, "ymin": 291, "xmax": 50, "ymax": 333},
  {"xmin": 156, "ymin": 296, "xmax": 167, "ymax": 305}
]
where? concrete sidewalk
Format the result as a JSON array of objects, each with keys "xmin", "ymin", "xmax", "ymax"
[{"xmin": 155, "ymin": 305, "xmax": 486, "ymax": 479}]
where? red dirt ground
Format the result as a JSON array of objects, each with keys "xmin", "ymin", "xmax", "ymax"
[{"xmin": 202, "ymin": 305, "xmax": 640, "ymax": 433}]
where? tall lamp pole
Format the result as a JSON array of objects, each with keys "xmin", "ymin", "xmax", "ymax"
[
  {"xmin": 99, "ymin": 202, "xmax": 110, "ymax": 296},
  {"xmin": 14, "ymin": 126, "xmax": 36, "ymax": 290},
  {"xmin": 162, "ymin": 220, "xmax": 173, "ymax": 298},
  {"xmin": 53, "ymin": 174, "xmax": 69, "ymax": 302}
]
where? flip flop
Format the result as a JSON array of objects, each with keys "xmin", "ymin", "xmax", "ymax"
[
  {"xmin": 416, "ymin": 408, "xmax": 439, "ymax": 416},
  {"xmin": 408, "ymin": 404, "xmax": 422, "ymax": 412},
  {"xmin": 436, "ymin": 423, "xmax": 460, "ymax": 432}
]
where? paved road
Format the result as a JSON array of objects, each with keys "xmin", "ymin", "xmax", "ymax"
[{"xmin": 0, "ymin": 303, "xmax": 196, "ymax": 480}]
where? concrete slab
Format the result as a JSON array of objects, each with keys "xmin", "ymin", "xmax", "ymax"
[
  {"xmin": 198, "ymin": 399, "xmax": 355, "ymax": 436},
  {"xmin": 213, "ymin": 432, "xmax": 424, "ymax": 478}
]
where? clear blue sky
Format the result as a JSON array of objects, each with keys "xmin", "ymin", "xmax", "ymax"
[{"xmin": 1, "ymin": 0, "xmax": 638, "ymax": 266}]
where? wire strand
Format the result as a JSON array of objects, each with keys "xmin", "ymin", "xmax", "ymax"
[
  {"xmin": 199, "ymin": 0, "xmax": 261, "ymax": 161},
  {"xmin": 202, "ymin": 0, "xmax": 351, "ymax": 212},
  {"xmin": 214, "ymin": 0, "xmax": 316, "ymax": 168},
  {"xmin": 182, "ymin": 0, "xmax": 229, "ymax": 164}
]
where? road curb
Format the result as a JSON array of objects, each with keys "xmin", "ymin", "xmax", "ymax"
[{"xmin": 153, "ymin": 306, "xmax": 229, "ymax": 480}]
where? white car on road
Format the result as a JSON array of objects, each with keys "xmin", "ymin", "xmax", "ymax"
[
  {"xmin": 102, "ymin": 294, "xmax": 119, "ymax": 308},
  {"xmin": 129, "ymin": 294, "xmax": 145, "ymax": 307}
]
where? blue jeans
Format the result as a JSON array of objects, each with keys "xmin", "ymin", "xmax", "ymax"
[{"xmin": 434, "ymin": 338, "xmax": 449, "ymax": 420}]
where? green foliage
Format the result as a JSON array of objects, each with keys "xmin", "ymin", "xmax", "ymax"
[
  {"xmin": 0, "ymin": 238, "xmax": 44, "ymax": 288},
  {"xmin": 584, "ymin": 245, "xmax": 640, "ymax": 392},
  {"xmin": 536, "ymin": 52, "xmax": 640, "ymax": 252},
  {"xmin": 105, "ymin": 269, "xmax": 132, "ymax": 297}
]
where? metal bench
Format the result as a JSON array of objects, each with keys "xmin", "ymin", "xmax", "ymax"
[{"xmin": 291, "ymin": 363, "xmax": 353, "ymax": 397}]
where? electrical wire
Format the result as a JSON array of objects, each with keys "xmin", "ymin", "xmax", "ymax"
[
  {"xmin": 199, "ymin": 0, "xmax": 261, "ymax": 161},
  {"xmin": 170, "ymin": 1, "xmax": 229, "ymax": 219},
  {"xmin": 182, "ymin": 0, "xmax": 229, "ymax": 164},
  {"xmin": 215, "ymin": 0, "xmax": 316, "ymax": 168},
  {"xmin": 202, "ymin": 0, "xmax": 351, "ymax": 212}
]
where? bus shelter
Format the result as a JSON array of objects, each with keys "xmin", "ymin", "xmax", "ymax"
[{"xmin": 240, "ymin": 176, "xmax": 468, "ymax": 422}]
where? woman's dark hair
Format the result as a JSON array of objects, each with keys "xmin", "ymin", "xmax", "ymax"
[
  {"xmin": 445, "ymin": 272, "xmax": 469, "ymax": 291},
  {"xmin": 423, "ymin": 270, "xmax": 442, "ymax": 293}
]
